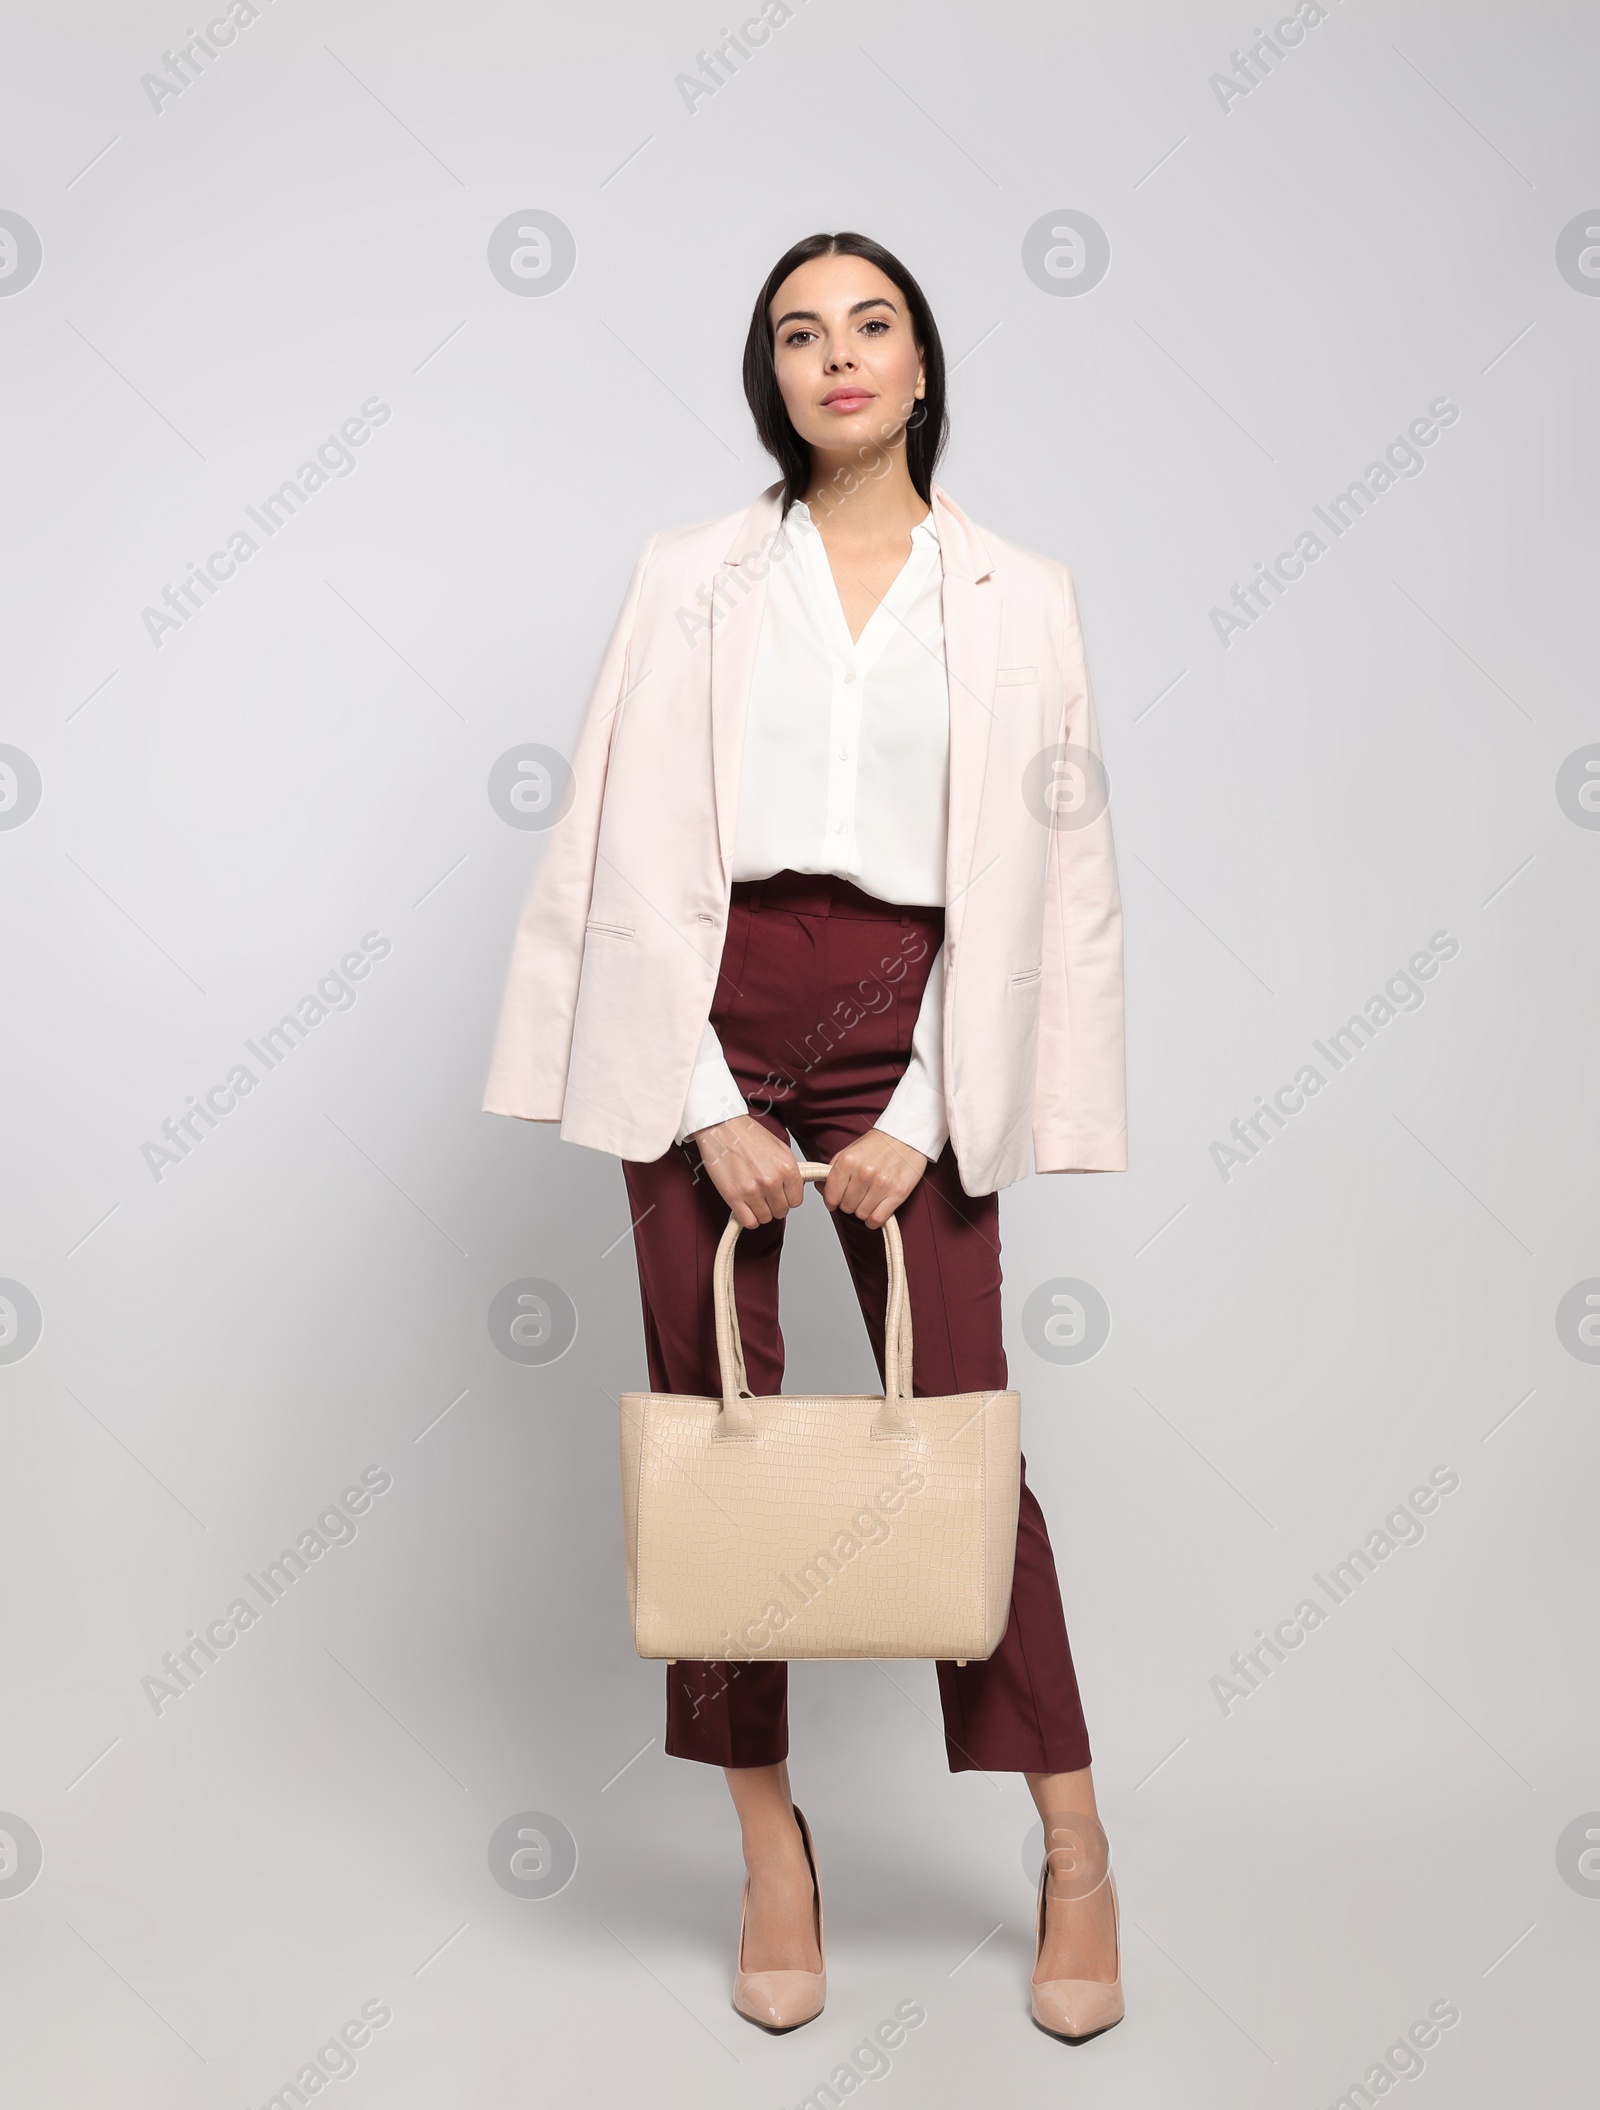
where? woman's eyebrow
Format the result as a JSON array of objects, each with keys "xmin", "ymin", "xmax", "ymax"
[{"xmin": 772, "ymin": 296, "xmax": 900, "ymax": 331}]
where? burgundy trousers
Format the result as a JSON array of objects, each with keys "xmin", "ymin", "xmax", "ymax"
[{"xmin": 620, "ymin": 869, "xmax": 1092, "ymax": 1776}]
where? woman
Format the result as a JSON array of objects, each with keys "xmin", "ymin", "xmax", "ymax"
[{"xmin": 483, "ymin": 230, "xmax": 1128, "ymax": 2043}]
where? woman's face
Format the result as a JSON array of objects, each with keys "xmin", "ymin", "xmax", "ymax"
[{"xmin": 768, "ymin": 252, "xmax": 925, "ymax": 460}]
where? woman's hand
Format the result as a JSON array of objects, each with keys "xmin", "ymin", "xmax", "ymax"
[
  {"xmin": 691, "ymin": 1114, "xmax": 806, "ymax": 1229},
  {"xmin": 821, "ymin": 1129, "xmax": 928, "ymax": 1230}
]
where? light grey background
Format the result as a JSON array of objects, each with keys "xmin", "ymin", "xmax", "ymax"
[{"xmin": 2, "ymin": 0, "xmax": 1595, "ymax": 2102}]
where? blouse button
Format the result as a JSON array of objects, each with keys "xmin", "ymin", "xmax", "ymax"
[{"xmin": 842, "ymin": 669, "xmax": 856, "ymax": 684}]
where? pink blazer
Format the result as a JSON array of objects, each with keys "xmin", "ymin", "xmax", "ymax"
[{"xmin": 482, "ymin": 481, "xmax": 1127, "ymax": 1196}]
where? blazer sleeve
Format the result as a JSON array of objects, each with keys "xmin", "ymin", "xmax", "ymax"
[
  {"xmin": 482, "ymin": 533, "xmax": 658, "ymax": 1121},
  {"xmin": 1032, "ymin": 563, "xmax": 1128, "ymax": 1172}
]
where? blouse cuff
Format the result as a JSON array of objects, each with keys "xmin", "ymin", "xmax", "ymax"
[
  {"xmin": 872, "ymin": 942, "xmax": 949, "ymax": 1161},
  {"xmin": 874, "ymin": 1076, "xmax": 949, "ymax": 1161},
  {"xmin": 673, "ymin": 1018, "xmax": 749, "ymax": 1145}
]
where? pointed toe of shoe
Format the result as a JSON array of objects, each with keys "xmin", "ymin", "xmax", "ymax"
[
  {"xmin": 731, "ymin": 1805, "xmax": 826, "ymax": 2032},
  {"xmin": 1029, "ymin": 1976, "xmax": 1126, "ymax": 2043},
  {"xmin": 733, "ymin": 1967, "xmax": 827, "ymax": 2032},
  {"xmin": 1030, "ymin": 1855, "xmax": 1125, "ymax": 2043}
]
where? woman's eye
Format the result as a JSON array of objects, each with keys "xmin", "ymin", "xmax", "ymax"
[
  {"xmin": 861, "ymin": 319, "xmax": 890, "ymax": 335},
  {"xmin": 783, "ymin": 329, "xmax": 816, "ymax": 348}
]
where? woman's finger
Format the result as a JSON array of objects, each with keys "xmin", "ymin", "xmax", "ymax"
[{"xmin": 865, "ymin": 1186, "xmax": 899, "ymax": 1228}]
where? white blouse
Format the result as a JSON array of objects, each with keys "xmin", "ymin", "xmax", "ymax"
[{"xmin": 674, "ymin": 499, "xmax": 951, "ymax": 1157}]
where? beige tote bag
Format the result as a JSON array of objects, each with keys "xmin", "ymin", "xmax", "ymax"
[{"xmin": 619, "ymin": 1162, "xmax": 1021, "ymax": 1663}]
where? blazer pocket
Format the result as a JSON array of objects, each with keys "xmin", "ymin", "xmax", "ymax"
[
  {"xmin": 585, "ymin": 919, "xmax": 635, "ymax": 942},
  {"xmin": 1010, "ymin": 963, "xmax": 1042, "ymax": 988},
  {"xmin": 995, "ymin": 664, "xmax": 1038, "ymax": 687}
]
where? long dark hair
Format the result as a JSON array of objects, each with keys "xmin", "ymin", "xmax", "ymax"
[{"xmin": 742, "ymin": 230, "xmax": 948, "ymax": 517}]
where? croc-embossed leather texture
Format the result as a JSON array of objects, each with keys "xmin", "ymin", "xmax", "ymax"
[{"xmin": 619, "ymin": 1164, "xmax": 1022, "ymax": 1662}]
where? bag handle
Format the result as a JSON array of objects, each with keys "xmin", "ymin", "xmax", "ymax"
[{"xmin": 711, "ymin": 1160, "xmax": 917, "ymax": 1441}]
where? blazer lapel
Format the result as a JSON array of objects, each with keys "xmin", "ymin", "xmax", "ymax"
[
  {"xmin": 710, "ymin": 481, "xmax": 785, "ymax": 889},
  {"xmin": 931, "ymin": 484, "xmax": 1000, "ymax": 941}
]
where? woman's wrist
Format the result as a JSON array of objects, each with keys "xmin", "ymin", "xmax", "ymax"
[{"xmin": 691, "ymin": 1111, "xmax": 754, "ymax": 1143}]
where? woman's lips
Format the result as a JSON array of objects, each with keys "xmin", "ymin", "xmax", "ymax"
[{"xmin": 821, "ymin": 390, "xmax": 874, "ymax": 411}]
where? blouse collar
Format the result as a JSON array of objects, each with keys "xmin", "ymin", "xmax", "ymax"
[{"xmin": 790, "ymin": 498, "xmax": 940, "ymax": 548}]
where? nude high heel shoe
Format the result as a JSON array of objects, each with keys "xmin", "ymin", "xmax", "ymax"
[
  {"xmin": 1030, "ymin": 1856, "xmax": 1125, "ymax": 2044},
  {"xmin": 732, "ymin": 1803, "xmax": 826, "ymax": 2033}
]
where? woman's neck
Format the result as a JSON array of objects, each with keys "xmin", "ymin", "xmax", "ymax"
[{"xmin": 801, "ymin": 445, "xmax": 929, "ymax": 546}]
